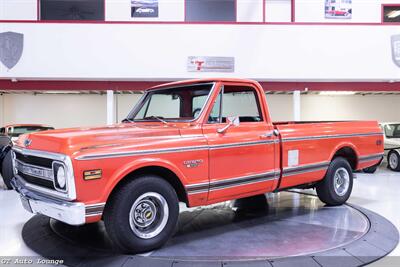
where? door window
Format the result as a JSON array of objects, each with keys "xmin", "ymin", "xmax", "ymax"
[{"xmin": 208, "ymin": 86, "xmax": 263, "ymax": 123}]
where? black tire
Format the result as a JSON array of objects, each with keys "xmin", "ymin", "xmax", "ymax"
[
  {"xmin": 1, "ymin": 150, "xmax": 14, "ymax": 190},
  {"xmin": 103, "ymin": 175, "xmax": 179, "ymax": 254},
  {"xmin": 363, "ymin": 164, "xmax": 378, "ymax": 174},
  {"xmin": 316, "ymin": 157, "xmax": 353, "ymax": 206},
  {"xmin": 387, "ymin": 150, "xmax": 400, "ymax": 171}
]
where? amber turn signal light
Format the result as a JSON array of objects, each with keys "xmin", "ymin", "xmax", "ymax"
[{"xmin": 83, "ymin": 169, "xmax": 102, "ymax": 180}]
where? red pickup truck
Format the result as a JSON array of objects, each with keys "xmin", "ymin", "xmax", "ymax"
[{"xmin": 11, "ymin": 78, "xmax": 383, "ymax": 253}]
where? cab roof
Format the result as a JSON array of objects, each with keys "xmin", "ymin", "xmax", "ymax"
[{"xmin": 148, "ymin": 78, "xmax": 261, "ymax": 90}]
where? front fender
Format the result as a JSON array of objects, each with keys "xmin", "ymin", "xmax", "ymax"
[{"xmin": 99, "ymin": 157, "xmax": 188, "ymax": 203}]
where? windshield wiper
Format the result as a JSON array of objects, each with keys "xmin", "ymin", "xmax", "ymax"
[{"xmin": 143, "ymin": 116, "xmax": 168, "ymax": 124}]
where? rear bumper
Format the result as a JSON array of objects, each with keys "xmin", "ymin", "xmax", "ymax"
[{"xmin": 11, "ymin": 176, "xmax": 86, "ymax": 225}]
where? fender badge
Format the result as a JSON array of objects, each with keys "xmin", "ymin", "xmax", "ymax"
[
  {"xmin": 183, "ymin": 159, "xmax": 203, "ymax": 168},
  {"xmin": 24, "ymin": 139, "xmax": 32, "ymax": 147}
]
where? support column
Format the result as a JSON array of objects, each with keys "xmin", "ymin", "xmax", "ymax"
[
  {"xmin": 293, "ymin": 90, "xmax": 301, "ymax": 121},
  {"xmin": 107, "ymin": 90, "xmax": 115, "ymax": 125}
]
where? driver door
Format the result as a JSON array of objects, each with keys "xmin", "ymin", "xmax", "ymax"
[{"xmin": 202, "ymin": 83, "xmax": 278, "ymax": 202}]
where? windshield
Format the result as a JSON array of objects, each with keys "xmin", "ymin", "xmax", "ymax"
[
  {"xmin": 8, "ymin": 126, "xmax": 54, "ymax": 138},
  {"xmin": 128, "ymin": 83, "xmax": 214, "ymax": 122},
  {"xmin": 383, "ymin": 124, "xmax": 400, "ymax": 139}
]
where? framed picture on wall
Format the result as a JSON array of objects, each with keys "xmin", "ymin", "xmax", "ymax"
[
  {"xmin": 131, "ymin": 0, "xmax": 158, "ymax": 18},
  {"xmin": 325, "ymin": 0, "xmax": 352, "ymax": 19}
]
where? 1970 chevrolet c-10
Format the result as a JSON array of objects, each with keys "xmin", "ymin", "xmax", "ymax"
[{"xmin": 11, "ymin": 78, "xmax": 384, "ymax": 253}]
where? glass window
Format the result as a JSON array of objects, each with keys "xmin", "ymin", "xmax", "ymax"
[
  {"xmin": 40, "ymin": 0, "xmax": 105, "ymax": 21},
  {"xmin": 185, "ymin": 0, "xmax": 236, "ymax": 22},
  {"xmin": 383, "ymin": 6, "xmax": 400, "ymax": 23},
  {"xmin": 208, "ymin": 86, "xmax": 263, "ymax": 124},
  {"xmin": 384, "ymin": 124, "xmax": 400, "ymax": 138},
  {"xmin": 130, "ymin": 83, "xmax": 214, "ymax": 122}
]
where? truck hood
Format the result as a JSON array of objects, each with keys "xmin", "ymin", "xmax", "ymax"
[{"xmin": 16, "ymin": 123, "xmax": 182, "ymax": 155}]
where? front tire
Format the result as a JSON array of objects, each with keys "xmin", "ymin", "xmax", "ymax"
[
  {"xmin": 387, "ymin": 150, "xmax": 400, "ymax": 171},
  {"xmin": 316, "ymin": 157, "xmax": 353, "ymax": 206},
  {"xmin": 104, "ymin": 175, "xmax": 179, "ymax": 254},
  {"xmin": 1, "ymin": 150, "xmax": 14, "ymax": 190}
]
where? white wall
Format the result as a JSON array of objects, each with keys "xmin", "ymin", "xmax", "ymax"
[
  {"xmin": 1, "ymin": 23, "xmax": 399, "ymax": 81},
  {"xmin": 4, "ymin": 92, "xmax": 399, "ymax": 129},
  {"xmin": 265, "ymin": 0, "xmax": 291, "ymax": 22},
  {"xmin": 301, "ymin": 94, "xmax": 400, "ymax": 122},
  {"xmin": 0, "ymin": 0, "xmax": 37, "ymax": 20},
  {"xmin": 237, "ymin": 0, "xmax": 263, "ymax": 22},
  {"xmin": 1, "ymin": 94, "xmax": 107, "ymax": 128},
  {"xmin": 0, "ymin": 93, "xmax": 143, "ymax": 129}
]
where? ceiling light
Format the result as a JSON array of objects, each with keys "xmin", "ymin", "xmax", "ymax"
[{"xmin": 319, "ymin": 91, "xmax": 356, "ymax": 96}]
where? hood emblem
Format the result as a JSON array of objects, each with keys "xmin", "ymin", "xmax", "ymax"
[{"xmin": 24, "ymin": 139, "xmax": 32, "ymax": 147}]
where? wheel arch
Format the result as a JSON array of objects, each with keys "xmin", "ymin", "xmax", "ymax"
[
  {"xmin": 104, "ymin": 161, "xmax": 189, "ymax": 207},
  {"xmin": 330, "ymin": 144, "xmax": 359, "ymax": 170}
]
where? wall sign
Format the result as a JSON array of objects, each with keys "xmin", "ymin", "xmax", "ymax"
[
  {"xmin": 131, "ymin": 0, "xmax": 158, "ymax": 18},
  {"xmin": 325, "ymin": 0, "xmax": 352, "ymax": 19},
  {"xmin": 187, "ymin": 56, "xmax": 235, "ymax": 72},
  {"xmin": 391, "ymin": 34, "xmax": 400, "ymax": 68},
  {"xmin": 0, "ymin": 31, "xmax": 24, "ymax": 69}
]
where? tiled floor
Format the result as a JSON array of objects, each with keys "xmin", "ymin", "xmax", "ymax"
[{"xmin": 0, "ymin": 165, "xmax": 399, "ymax": 265}]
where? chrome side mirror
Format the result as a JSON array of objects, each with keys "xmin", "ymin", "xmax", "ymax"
[{"xmin": 217, "ymin": 116, "xmax": 240, "ymax": 134}]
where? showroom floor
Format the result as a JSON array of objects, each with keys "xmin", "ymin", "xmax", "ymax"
[{"xmin": 0, "ymin": 165, "xmax": 399, "ymax": 266}]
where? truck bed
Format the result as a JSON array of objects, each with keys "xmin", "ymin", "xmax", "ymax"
[{"xmin": 273, "ymin": 120, "xmax": 383, "ymax": 189}]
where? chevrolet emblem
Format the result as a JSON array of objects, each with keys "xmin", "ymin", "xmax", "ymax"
[{"xmin": 24, "ymin": 139, "xmax": 32, "ymax": 147}]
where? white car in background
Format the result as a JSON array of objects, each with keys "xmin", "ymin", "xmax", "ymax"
[{"xmin": 380, "ymin": 122, "xmax": 400, "ymax": 171}]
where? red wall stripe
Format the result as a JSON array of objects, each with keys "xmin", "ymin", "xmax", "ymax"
[{"xmin": 0, "ymin": 80, "xmax": 399, "ymax": 92}]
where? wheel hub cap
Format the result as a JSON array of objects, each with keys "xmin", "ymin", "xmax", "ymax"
[
  {"xmin": 129, "ymin": 192, "xmax": 169, "ymax": 239},
  {"xmin": 390, "ymin": 153, "xmax": 398, "ymax": 169},
  {"xmin": 333, "ymin": 167, "xmax": 350, "ymax": 197}
]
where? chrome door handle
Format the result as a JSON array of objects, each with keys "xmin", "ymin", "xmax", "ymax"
[
  {"xmin": 260, "ymin": 130, "xmax": 279, "ymax": 139},
  {"xmin": 260, "ymin": 132, "xmax": 273, "ymax": 139}
]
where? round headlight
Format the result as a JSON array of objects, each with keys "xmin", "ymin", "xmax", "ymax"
[{"xmin": 56, "ymin": 166, "xmax": 66, "ymax": 189}]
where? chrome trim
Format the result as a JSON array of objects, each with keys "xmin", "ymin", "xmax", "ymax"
[
  {"xmin": 11, "ymin": 177, "xmax": 85, "ymax": 225},
  {"xmin": 282, "ymin": 161, "xmax": 330, "ymax": 177},
  {"xmin": 76, "ymin": 140, "xmax": 278, "ymax": 161},
  {"xmin": 15, "ymin": 159, "xmax": 53, "ymax": 181},
  {"xmin": 359, "ymin": 153, "xmax": 384, "ymax": 162},
  {"xmin": 186, "ymin": 170, "xmax": 279, "ymax": 195},
  {"xmin": 76, "ymin": 145, "xmax": 210, "ymax": 161},
  {"xmin": 209, "ymin": 140, "xmax": 277, "ymax": 150},
  {"xmin": 52, "ymin": 161, "xmax": 68, "ymax": 193},
  {"xmin": 282, "ymin": 132, "xmax": 383, "ymax": 142},
  {"xmin": 12, "ymin": 147, "xmax": 77, "ymax": 201}
]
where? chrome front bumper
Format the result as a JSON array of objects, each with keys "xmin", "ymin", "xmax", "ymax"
[{"xmin": 11, "ymin": 176, "xmax": 86, "ymax": 225}]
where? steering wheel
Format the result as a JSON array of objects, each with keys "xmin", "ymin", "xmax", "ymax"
[{"xmin": 192, "ymin": 108, "xmax": 201, "ymax": 118}]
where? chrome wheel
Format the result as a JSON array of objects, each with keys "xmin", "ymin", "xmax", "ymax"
[
  {"xmin": 129, "ymin": 192, "xmax": 169, "ymax": 239},
  {"xmin": 333, "ymin": 167, "xmax": 350, "ymax": 197},
  {"xmin": 389, "ymin": 153, "xmax": 398, "ymax": 169}
]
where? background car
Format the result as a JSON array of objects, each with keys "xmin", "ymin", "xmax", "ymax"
[
  {"xmin": 380, "ymin": 122, "xmax": 400, "ymax": 171},
  {"xmin": 0, "ymin": 124, "xmax": 54, "ymax": 189}
]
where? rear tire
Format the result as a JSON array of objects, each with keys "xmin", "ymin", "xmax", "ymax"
[
  {"xmin": 1, "ymin": 150, "xmax": 14, "ymax": 190},
  {"xmin": 316, "ymin": 157, "xmax": 353, "ymax": 206},
  {"xmin": 103, "ymin": 175, "xmax": 179, "ymax": 254},
  {"xmin": 387, "ymin": 150, "xmax": 400, "ymax": 172}
]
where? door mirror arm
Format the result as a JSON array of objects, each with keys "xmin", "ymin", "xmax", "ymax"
[{"xmin": 217, "ymin": 116, "xmax": 240, "ymax": 134}]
